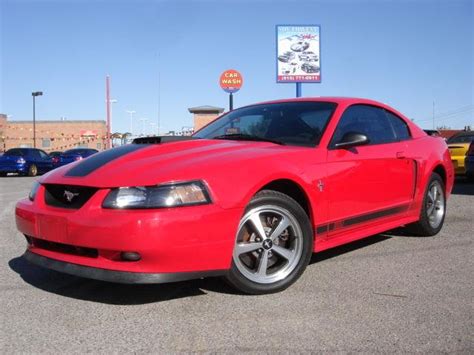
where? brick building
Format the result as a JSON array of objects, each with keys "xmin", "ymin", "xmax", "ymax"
[
  {"xmin": 188, "ymin": 106, "xmax": 225, "ymax": 131},
  {"xmin": 0, "ymin": 114, "xmax": 107, "ymax": 153}
]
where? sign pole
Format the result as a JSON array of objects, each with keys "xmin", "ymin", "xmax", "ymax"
[
  {"xmin": 220, "ymin": 69, "xmax": 243, "ymax": 111},
  {"xmin": 296, "ymin": 83, "xmax": 302, "ymax": 98},
  {"xmin": 229, "ymin": 93, "xmax": 234, "ymax": 111}
]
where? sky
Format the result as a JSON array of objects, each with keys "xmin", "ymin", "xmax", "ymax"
[{"xmin": 1, "ymin": 0, "xmax": 473, "ymax": 135}]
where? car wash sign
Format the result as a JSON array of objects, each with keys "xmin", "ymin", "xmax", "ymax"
[
  {"xmin": 220, "ymin": 69, "xmax": 243, "ymax": 93},
  {"xmin": 276, "ymin": 25, "xmax": 321, "ymax": 83}
]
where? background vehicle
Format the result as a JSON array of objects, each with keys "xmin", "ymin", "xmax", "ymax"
[
  {"xmin": 0, "ymin": 148, "xmax": 52, "ymax": 176},
  {"xmin": 290, "ymin": 41, "xmax": 310, "ymax": 52},
  {"xmin": 447, "ymin": 131, "xmax": 474, "ymax": 175},
  {"xmin": 423, "ymin": 129, "xmax": 441, "ymax": 137},
  {"xmin": 301, "ymin": 63, "xmax": 320, "ymax": 73},
  {"xmin": 49, "ymin": 151, "xmax": 62, "ymax": 166},
  {"xmin": 278, "ymin": 51, "xmax": 295, "ymax": 63},
  {"xmin": 299, "ymin": 51, "xmax": 318, "ymax": 62},
  {"xmin": 54, "ymin": 148, "xmax": 98, "ymax": 167},
  {"xmin": 16, "ymin": 98, "xmax": 453, "ymax": 295},
  {"xmin": 465, "ymin": 142, "xmax": 474, "ymax": 181}
]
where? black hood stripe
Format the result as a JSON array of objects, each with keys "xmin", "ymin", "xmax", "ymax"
[{"xmin": 65, "ymin": 144, "xmax": 148, "ymax": 177}]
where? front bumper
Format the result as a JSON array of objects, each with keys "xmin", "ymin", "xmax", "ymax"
[
  {"xmin": 16, "ymin": 184, "xmax": 242, "ymax": 279},
  {"xmin": 23, "ymin": 251, "xmax": 225, "ymax": 284}
]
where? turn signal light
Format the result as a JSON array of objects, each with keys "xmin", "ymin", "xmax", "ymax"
[{"xmin": 120, "ymin": 252, "xmax": 141, "ymax": 261}]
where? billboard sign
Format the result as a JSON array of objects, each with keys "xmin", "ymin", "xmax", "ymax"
[{"xmin": 276, "ymin": 25, "xmax": 321, "ymax": 83}]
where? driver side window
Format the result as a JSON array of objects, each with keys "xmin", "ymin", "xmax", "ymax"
[{"xmin": 331, "ymin": 104, "xmax": 397, "ymax": 146}]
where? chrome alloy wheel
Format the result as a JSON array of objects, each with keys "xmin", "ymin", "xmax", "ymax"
[
  {"xmin": 233, "ymin": 205, "xmax": 303, "ymax": 284},
  {"xmin": 426, "ymin": 180, "xmax": 445, "ymax": 229}
]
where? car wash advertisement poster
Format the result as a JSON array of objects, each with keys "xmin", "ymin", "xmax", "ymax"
[{"xmin": 276, "ymin": 25, "xmax": 321, "ymax": 83}]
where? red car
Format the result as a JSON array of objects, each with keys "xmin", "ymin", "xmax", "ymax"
[{"xmin": 16, "ymin": 98, "xmax": 454, "ymax": 294}]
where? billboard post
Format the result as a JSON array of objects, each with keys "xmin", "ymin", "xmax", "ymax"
[
  {"xmin": 296, "ymin": 83, "xmax": 302, "ymax": 98},
  {"xmin": 276, "ymin": 25, "xmax": 321, "ymax": 97}
]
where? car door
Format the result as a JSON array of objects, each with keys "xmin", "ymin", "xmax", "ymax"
[{"xmin": 325, "ymin": 104, "xmax": 415, "ymax": 237}]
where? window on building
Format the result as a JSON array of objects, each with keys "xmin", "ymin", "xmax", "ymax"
[
  {"xmin": 42, "ymin": 138, "xmax": 51, "ymax": 148},
  {"xmin": 97, "ymin": 143, "xmax": 101, "ymax": 150}
]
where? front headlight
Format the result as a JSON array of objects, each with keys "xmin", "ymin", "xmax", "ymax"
[
  {"xmin": 29, "ymin": 180, "xmax": 40, "ymax": 201},
  {"xmin": 102, "ymin": 181, "xmax": 211, "ymax": 209}
]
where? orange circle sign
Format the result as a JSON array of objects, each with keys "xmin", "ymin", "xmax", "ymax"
[{"xmin": 219, "ymin": 69, "xmax": 243, "ymax": 93}]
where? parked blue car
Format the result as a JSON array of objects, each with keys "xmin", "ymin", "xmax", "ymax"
[
  {"xmin": 0, "ymin": 148, "xmax": 53, "ymax": 176},
  {"xmin": 54, "ymin": 148, "xmax": 98, "ymax": 168},
  {"xmin": 466, "ymin": 142, "xmax": 474, "ymax": 182}
]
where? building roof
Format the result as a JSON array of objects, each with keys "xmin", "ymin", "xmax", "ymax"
[
  {"xmin": 438, "ymin": 129, "xmax": 463, "ymax": 139},
  {"xmin": 188, "ymin": 105, "xmax": 225, "ymax": 114}
]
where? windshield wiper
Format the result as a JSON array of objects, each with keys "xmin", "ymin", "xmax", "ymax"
[{"xmin": 213, "ymin": 133, "xmax": 285, "ymax": 145}]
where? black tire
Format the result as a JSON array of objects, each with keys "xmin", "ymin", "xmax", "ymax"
[
  {"xmin": 406, "ymin": 173, "xmax": 446, "ymax": 236},
  {"xmin": 28, "ymin": 164, "xmax": 38, "ymax": 177},
  {"xmin": 0, "ymin": 172, "xmax": 6, "ymax": 177},
  {"xmin": 225, "ymin": 190, "xmax": 313, "ymax": 295}
]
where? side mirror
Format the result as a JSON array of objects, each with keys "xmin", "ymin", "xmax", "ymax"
[{"xmin": 334, "ymin": 132, "xmax": 369, "ymax": 149}]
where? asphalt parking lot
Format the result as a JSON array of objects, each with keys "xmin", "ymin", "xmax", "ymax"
[{"xmin": 0, "ymin": 176, "xmax": 472, "ymax": 353}]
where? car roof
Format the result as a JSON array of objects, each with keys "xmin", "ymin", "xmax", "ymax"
[{"xmin": 250, "ymin": 97, "xmax": 390, "ymax": 107}]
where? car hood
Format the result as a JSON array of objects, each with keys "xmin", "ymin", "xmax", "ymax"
[{"xmin": 40, "ymin": 139, "xmax": 307, "ymax": 188}]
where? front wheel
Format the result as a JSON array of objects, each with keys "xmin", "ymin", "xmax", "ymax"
[
  {"xmin": 225, "ymin": 190, "xmax": 313, "ymax": 294},
  {"xmin": 406, "ymin": 172, "xmax": 446, "ymax": 236}
]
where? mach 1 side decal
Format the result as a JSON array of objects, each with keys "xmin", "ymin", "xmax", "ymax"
[
  {"xmin": 65, "ymin": 144, "xmax": 147, "ymax": 177},
  {"xmin": 316, "ymin": 204, "xmax": 409, "ymax": 234}
]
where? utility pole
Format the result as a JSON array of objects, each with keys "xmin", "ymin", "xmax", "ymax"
[{"xmin": 32, "ymin": 91, "xmax": 43, "ymax": 148}]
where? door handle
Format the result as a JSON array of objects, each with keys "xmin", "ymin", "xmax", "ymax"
[{"xmin": 396, "ymin": 151, "xmax": 406, "ymax": 159}]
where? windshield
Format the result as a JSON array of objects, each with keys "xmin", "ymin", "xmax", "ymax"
[
  {"xmin": 447, "ymin": 134, "xmax": 474, "ymax": 144},
  {"xmin": 193, "ymin": 102, "xmax": 337, "ymax": 147}
]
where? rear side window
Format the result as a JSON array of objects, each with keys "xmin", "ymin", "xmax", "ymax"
[
  {"xmin": 331, "ymin": 104, "xmax": 397, "ymax": 146},
  {"xmin": 29, "ymin": 150, "xmax": 41, "ymax": 159},
  {"xmin": 385, "ymin": 110, "xmax": 411, "ymax": 141}
]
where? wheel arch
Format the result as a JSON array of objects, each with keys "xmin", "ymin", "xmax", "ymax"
[
  {"xmin": 257, "ymin": 178, "xmax": 314, "ymax": 226},
  {"xmin": 432, "ymin": 164, "xmax": 447, "ymax": 190}
]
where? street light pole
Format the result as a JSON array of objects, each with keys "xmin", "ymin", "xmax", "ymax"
[
  {"xmin": 126, "ymin": 110, "xmax": 136, "ymax": 135},
  {"xmin": 32, "ymin": 91, "xmax": 43, "ymax": 148},
  {"xmin": 140, "ymin": 118, "xmax": 148, "ymax": 136}
]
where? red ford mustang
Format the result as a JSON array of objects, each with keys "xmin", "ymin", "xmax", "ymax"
[{"xmin": 16, "ymin": 97, "xmax": 454, "ymax": 294}]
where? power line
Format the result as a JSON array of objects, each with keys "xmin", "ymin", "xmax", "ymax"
[{"xmin": 416, "ymin": 105, "xmax": 473, "ymax": 123}]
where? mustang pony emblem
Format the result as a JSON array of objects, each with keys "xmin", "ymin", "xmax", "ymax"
[{"xmin": 63, "ymin": 190, "xmax": 79, "ymax": 202}]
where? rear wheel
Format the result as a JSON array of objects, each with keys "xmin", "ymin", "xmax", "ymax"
[
  {"xmin": 225, "ymin": 190, "xmax": 313, "ymax": 294},
  {"xmin": 406, "ymin": 173, "xmax": 446, "ymax": 236},
  {"xmin": 28, "ymin": 164, "xmax": 38, "ymax": 177}
]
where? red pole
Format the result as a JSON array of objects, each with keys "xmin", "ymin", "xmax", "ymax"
[{"xmin": 106, "ymin": 75, "xmax": 111, "ymax": 149}]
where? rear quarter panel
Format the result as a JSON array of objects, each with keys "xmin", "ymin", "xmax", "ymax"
[{"xmin": 406, "ymin": 135, "xmax": 453, "ymax": 217}]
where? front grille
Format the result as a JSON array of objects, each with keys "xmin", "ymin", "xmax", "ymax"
[
  {"xmin": 28, "ymin": 236, "xmax": 98, "ymax": 258},
  {"xmin": 44, "ymin": 184, "xmax": 98, "ymax": 209}
]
